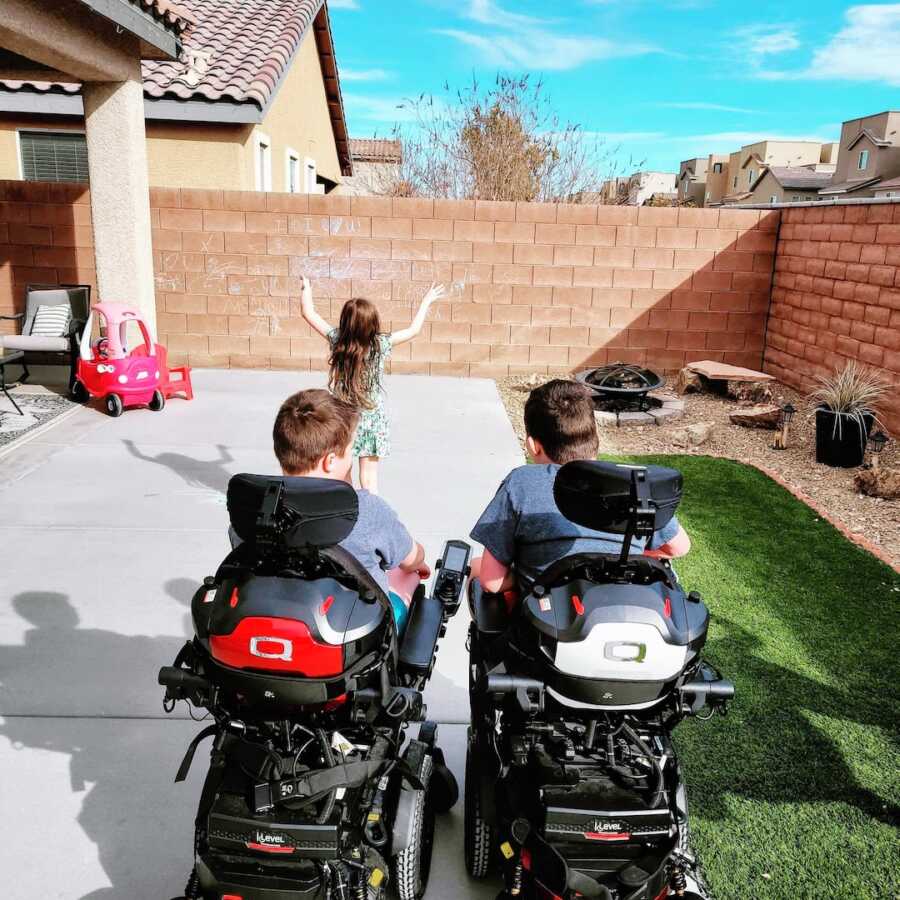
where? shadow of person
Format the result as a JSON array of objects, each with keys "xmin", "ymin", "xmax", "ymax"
[
  {"xmin": 676, "ymin": 617, "xmax": 899, "ymax": 829},
  {"xmin": 0, "ymin": 591, "xmax": 204, "ymax": 899},
  {"xmin": 122, "ymin": 439, "xmax": 235, "ymax": 495}
]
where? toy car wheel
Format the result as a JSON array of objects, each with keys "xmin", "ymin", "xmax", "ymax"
[
  {"xmin": 393, "ymin": 753, "xmax": 435, "ymax": 900},
  {"xmin": 149, "ymin": 389, "xmax": 165, "ymax": 412},
  {"xmin": 70, "ymin": 381, "xmax": 88, "ymax": 403},
  {"xmin": 105, "ymin": 394, "xmax": 123, "ymax": 418},
  {"xmin": 464, "ymin": 733, "xmax": 495, "ymax": 878}
]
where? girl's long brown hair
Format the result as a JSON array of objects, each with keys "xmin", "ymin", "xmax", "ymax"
[{"xmin": 328, "ymin": 297, "xmax": 382, "ymax": 410}]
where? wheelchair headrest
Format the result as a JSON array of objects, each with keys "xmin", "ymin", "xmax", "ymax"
[
  {"xmin": 227, "ymin": 474, "xmax": 358, "ymax": 549},
  {"xmin": 553, "ymin": 460, "xmax": 682, "ymax": 535}
]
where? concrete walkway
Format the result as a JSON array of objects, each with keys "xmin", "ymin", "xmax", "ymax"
[{"xmin": 0, "ymin": 370, "xmax": 522, "ymax": 899}]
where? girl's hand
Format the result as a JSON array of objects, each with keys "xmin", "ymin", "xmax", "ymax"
[
  {"xmin": 301, "ymin": 276, "xmax": 312, "ymax": 305},
  {"xmin": 423, "ymin": 283, "xmax": 446, "ymax": 306}
]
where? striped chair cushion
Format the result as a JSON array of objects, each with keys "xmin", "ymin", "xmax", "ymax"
[{"xmin": 30, "ymin": 304, "xmax": 71, "ymax": 338}]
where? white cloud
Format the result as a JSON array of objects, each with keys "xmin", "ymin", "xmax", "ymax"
[
  {"xmin": 802, "ymin": 4, "xmax": 900, "ymax": 86},
  {"xmin": 436, "ymin": 0, "xmax": 653, "ymax": 71},
  {"xmin": 438, "ymin": 28, "xmax": 651, "ymax": 71},
  {"xmin": 328, "ymin": 0, "xmax": 360, "ymax": 8},
  {"xmin": 342, "ymin": 94, "xmax": 417, "ymax": 124},
  {"xmin": 341, "ymin": 68, "xmax": 390, "ymax": 82},
  {"xmin": 651, "ymin": 102, "xmax": 757, "ymax": 113}
]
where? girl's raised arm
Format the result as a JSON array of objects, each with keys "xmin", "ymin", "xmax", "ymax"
[
  {"xmin": 300, "ymin": 276, "xmax": 333, "ymax": 338},
  {"xmin": 391, "ymin": 283, "xmax": 445, "ymax": 345}
]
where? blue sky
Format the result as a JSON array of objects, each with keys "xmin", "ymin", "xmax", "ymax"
[{"xmin": 328, "ymin": 0, "xmax": 900, "ymax": 172}]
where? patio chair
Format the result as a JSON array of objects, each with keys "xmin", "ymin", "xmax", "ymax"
[{"xmin": 0, "ymin": 284, "xmax": 91, "ymax": 396}]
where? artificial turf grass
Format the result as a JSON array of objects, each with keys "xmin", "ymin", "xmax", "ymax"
[{"xmin": 604, "ymin": 454, "xmax": 900, "ymax": 900}]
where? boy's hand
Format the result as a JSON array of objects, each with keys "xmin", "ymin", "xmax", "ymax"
[{"xmin": 416, "ymin": 562, "xmax": 432, "ymax": 580}]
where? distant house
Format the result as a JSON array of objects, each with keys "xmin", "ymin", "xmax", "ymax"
[
  {"xmin": 0, "ymin": 0, "xmax": 352, "ymax": 193},
  {"xmin": 720, "ymin": 140, "xmax": 837, "ymax": 205},
  {"xmin": 336, "ymin": 138, "xmax": 403, "ymax": 196},
  {"xmin": 600, "ymin": 171, "xmax": 676, "ymax": 206},
  {"xmin": 676, "ymin": 157, "xmax": 707, "ymax": 206},
  {"xmin": 748, "ymin": 166, "xmax": 835, "ymax": 204},
  {"xmin": 873, "ymin": 176, "xmax": 900, "ymax": 199},
  {"xmin": 819, "ymin": 111, "xmax": 900, "ymax": 200}
]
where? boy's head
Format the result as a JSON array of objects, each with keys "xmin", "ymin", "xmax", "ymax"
[
  {"xmin": 273, "ymin": 389, "xmax": 359, "ymax": 480},
  {"xmin": 524, "ymin": 379, "xmax": 599, "ymax": 465}
]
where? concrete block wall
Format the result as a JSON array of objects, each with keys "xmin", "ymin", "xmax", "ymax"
[
  {"xmin": 766, "ymin": 202, "xmax": 900, "ymax": 433},
  {"xmin": 0, "ymin": 182, "xmax": 775, "ymax": 379}
]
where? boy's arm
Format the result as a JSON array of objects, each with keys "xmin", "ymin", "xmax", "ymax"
[
  {"xmin": 470, "ymin": 475, "xmax": 519, "ymax": 592},
  {"xmin": 478, "ymin": 549, "xmax": 516, "ymax": 593},
  {"xmin": 398, "ymin": 541, "xmax": 431, "ymax": 579},
  {"xmin": 644, "ymin": 523, "xmax": 691, "ymax": 559},
  {"xmin": 300, "ymin": 276, "xmax": 332, "ymax": 338}
]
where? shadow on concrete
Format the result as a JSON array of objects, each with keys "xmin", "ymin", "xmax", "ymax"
[
  {"xmin": 123, "ymin": 439, "xmax": 234, "ymax": 494},
  {"xmin": 0, "ymin": 591, "xmax": 199, "ymax": 898}
]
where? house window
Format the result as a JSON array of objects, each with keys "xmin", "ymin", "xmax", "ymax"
[
  {"xmin": 705, "ymin": 192, "xmax": 711, "ymax": 201},
  {"xmin": 254, "ymin": 131, "xmax": 272, "ymax": 191},
  {"xmin": 305, "ymin": 157, "xmax": 322, "ymax": 194},
  {"xmin": 770, "ymin": 195, "xmax": 777, "ymax": 204},
  {"xmin": 748, "ymin": 169, "xmax": 755, "ymax": 185},
  {"xmin": 713, "ymin": 162, "xmax": 723, "ymax": 173},
  {"xmin": 19, "ymin": 130, "xmax": 89, "ymax": 182},
  {"xmin": 858, "ymin": 149, "xmax": 869, "ymax": 170},
  {"xmin": 792, "ymin": 195, "xmax": 800, "ymax": 201},
  {"xmin": 733, "ymin": 175, "xmax": 738, "ymax": 189},
  {"xmin": 286, "ymin": 148, "xmax": 301, "ymax": 193}
]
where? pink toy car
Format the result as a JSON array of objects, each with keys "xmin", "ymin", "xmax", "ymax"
[{"xmin": 75, "ymin": 302, "xmax": 165, "ymax": 417}]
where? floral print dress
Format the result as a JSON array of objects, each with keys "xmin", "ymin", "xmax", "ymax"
[{"xmin": 328, "ymin": 329, "xmax": 392, "ymax": 458}]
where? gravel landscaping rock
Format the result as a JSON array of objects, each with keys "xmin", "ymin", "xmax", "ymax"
[{"xmin": 495, "ymin": 373, "xmax": 900, "ymax": 569}]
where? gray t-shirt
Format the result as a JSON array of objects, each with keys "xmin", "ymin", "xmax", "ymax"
[
  {"xmin": 342, "ymin": 489, "xmax": 414, "ymax": 594},
  {"xmin": 470, "ymin": 464, "xmax": 680, "ymax": 585},
  {"xmin": 228, "ymin": 487, "xmax": 413, "ymax": 595}
]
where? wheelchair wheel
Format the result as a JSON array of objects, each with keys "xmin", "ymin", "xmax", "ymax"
[
  {"xmin": 393, "ymin": 753, "xmax": 434, "ymax": 900},
  {"xmin": 464, "ymin": 733, "xmax": 494, "ymax": 878},
  {"xmin": 429, "ymin": 747, "xmax": 459, "ymax": 813}
]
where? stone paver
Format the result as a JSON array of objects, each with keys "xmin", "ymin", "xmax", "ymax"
[{"xmin": 0, "ymin": 369, "xmax": 521, "ymax": 899}]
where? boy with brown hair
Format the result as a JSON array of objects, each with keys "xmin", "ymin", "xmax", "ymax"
[
  {"xmin": 470, "ymin": 379, "xmax": 690, "ymax": 595},
  {"xmin": 268, "ymin": 388, "xmax": 429, "ymax": 630}
]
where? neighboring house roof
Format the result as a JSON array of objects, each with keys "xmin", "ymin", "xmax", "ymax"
[
  {"xmin": 350, "ymin": 138, "xmax": 402, "ymax": 163},
  {"xmin": 752, "ymin": 166, "xmax": 834, "ymax": 192},
  {"xmin": 0, "ymin": 0, "xmax": 352, "ymax": 175},
  {"xmin": 741, "ymin": 153, "xmax": 765, "ymax": 169},
  {"xmin": 874, "ymin": 175, "xmax": 900, "ymax": 189},
  {"xmin": 819, "ymin": 176, "xmax": 882, "ymax": 195},
  {"xmin": 846, "ymin": 128, "xmax": 892, "ymax": 150}
]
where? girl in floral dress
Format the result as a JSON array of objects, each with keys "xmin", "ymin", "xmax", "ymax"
[{"xmin": 300, "ymin": 277, "xmax": 445, "ymax": 494}]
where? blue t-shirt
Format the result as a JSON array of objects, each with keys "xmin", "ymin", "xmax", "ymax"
[{"xmin": 470, "ymin": 464, "xmax": 680, "ymax": 585}]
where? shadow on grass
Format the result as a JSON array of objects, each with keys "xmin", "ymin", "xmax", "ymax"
[{"xmin": 609, "ymin": 453, "xmax": 900, "ymax": 895}]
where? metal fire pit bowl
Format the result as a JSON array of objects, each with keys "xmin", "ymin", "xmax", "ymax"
[{"xmin": 575, "ymin": 363, "xmax": 665, "ymax": 411}]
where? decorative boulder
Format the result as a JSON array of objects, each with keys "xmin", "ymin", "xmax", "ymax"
[
  {"xmin": 675, "ymin": 367, "xmax": 702, "ymax": 395},
  {"xmin": 854, "ymin": 468, "xmax": 900, "ymax": 500},
  {"xmin": 672, "ymin": 422, "xmax": 715, "ymax": 447},
  {"xmin": 730, "ymin": 405, "xmax": 781, "ymax": 429},
  {"xmin": 726, "ymin": 379, "xmax": 774, "ymax": 404}
]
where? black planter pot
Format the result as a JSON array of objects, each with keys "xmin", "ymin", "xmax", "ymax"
[{"xmin": 814, "ymin": 407, "xmax": 874, "ymax": 468}]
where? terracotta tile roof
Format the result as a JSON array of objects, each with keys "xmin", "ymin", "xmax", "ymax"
[
  {"xmin": 0, "ymin": 0, "xmax": 352, "ymax": 175},
  {"xmin": 350, "ymin": 138, "xmax": 402, "ymax": 163},
  {"xmin": 141, "ymin": 0, "xmax": 321, "ymax": 107},
  {"xmin": 127, "ymin": 0, "xmax": 196, "ymax": 35}
]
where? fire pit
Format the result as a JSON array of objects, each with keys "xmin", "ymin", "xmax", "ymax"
[{"xmin": 575, "ymin": 363, "xmax": 683, "ymax": 427}]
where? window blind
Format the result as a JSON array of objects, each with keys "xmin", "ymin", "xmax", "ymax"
[{"xmin": 20, "ymin": 131, "xmax": 89, "ymax": 183}]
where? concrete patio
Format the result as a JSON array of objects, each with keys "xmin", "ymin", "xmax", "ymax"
[{"xmin": 0, "ymin": 369, "xmax": 523, "ymax": 899}]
